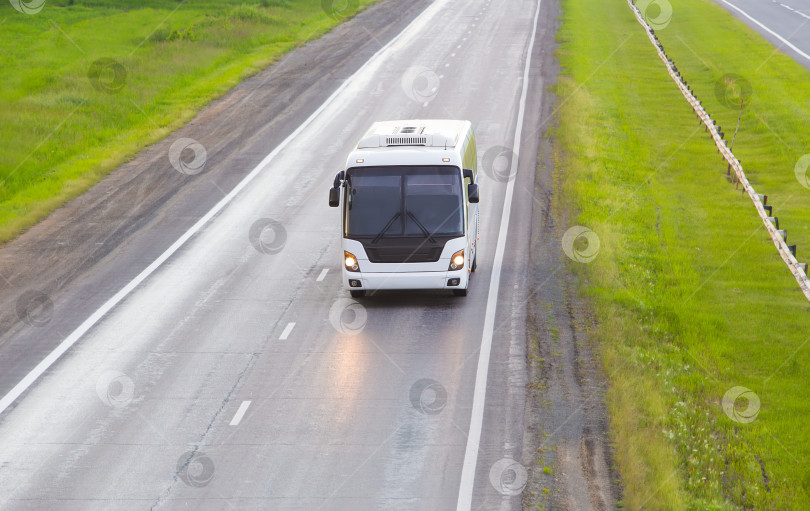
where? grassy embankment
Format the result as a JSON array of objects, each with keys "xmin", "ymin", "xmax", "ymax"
[
  {"xmin": 554, "ymin": 0, "xmax": 810, "ymax": 508},
  {"xmin": 0, "ymin": 0, "xmax": 376, "ymax": 243}
]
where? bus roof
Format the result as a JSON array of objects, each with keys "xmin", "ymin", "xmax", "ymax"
[{"xmin": 356, "ymin": 119, "xmax": 471, "ymax": 150}]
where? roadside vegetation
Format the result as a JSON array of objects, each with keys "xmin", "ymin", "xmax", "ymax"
[
  {"xmin": 0, "ymin": 0, "xmax": 376, "ymax": 243},
  {"xmin": 554, "ymin": 0, "xmax": 810, "ymax": 508}
]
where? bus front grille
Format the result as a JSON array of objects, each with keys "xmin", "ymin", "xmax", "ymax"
[{"xmin": 365, "ymin": 246, "xmax": 443, "ymax": 263}]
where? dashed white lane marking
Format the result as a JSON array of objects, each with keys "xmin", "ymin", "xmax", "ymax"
[
  {"xmin": 316, "ymin": 268, "xmax": 329, "ymax": 282},
  {"xmin": 791, "ymin": 7, "xmax": 810, "ymax": 19},
  {"xmin": 779, "ymin": 2, "xmax": 809, "ymax": 18},
  {"xmin": 229, "ymin": 400, "xmax": 251, "ymax": 426},
  {"xmin": 720, "ymin": 0, "xmax": 810, "ymax": 62},
  {"xmin": 279, "ymin": 322, "xmax": 296, "ymax": 340}
]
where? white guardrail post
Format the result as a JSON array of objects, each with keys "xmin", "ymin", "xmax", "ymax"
[{"xmin": 626, "ymin": 0, "xmax": 810, "ymax": 302}]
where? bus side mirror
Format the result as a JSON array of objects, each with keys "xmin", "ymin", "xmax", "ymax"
[
  {"xmin": 329, "ymin": 171, "xmax": 345, "ymax": 207},
  {"xmin": 463, "ymin": 168, "xmax": 475, "ymax": 183},
  {"xmin": 468, "ymin": 183, "xmax": 479, "ymax": 203},
  {"xmin": 328, "ymin": 187, "xmax": 340, "ymax": 207}
]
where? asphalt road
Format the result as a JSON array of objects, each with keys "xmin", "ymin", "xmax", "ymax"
[
  {"xmin": 0, "ymin": 0, "xmax": 617, "ymax": 509},
  {"xmin": 715, "ymin": 0, "xmax": 810, "ymax": 69}
]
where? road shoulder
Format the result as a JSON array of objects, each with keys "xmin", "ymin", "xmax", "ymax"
[{"xmin": 0, "ymin": 0, "xmax": 431, "ymax": 402}]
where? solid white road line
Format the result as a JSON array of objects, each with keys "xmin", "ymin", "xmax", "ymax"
[
  {"xmin": 0, "ymin": 0, "xmax": 448, "ymax": 417},
  {"xmin": 719, "ymin": 0, "xmax": 810, "ymax": 62},
  {"xmin": 279, "ymin": 322, "xmax": 296, "ymax": 340},
  {"xmin": 229, "ymin": 400, "xmax": 252, "ymax": 426},
  {"xmin": 316, "ymin": 268, "xmax": 329, "ymax": 282},
  {"xmin": 455, "ymin": 0, "xmax": 543, "ymax": 509}
]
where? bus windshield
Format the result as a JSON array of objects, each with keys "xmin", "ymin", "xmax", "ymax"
[{"xmin": 345, "ymin": 166, "xmax": 464, "ymax": 239}]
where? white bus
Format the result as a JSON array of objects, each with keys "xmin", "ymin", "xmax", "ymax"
[{"xmin": 328, "ymin": 119, "xmax": 480, "ymax": 297}]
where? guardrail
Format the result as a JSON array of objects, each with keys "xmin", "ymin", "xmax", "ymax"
[{"xmin": 626, "ymin": 0, "xmax": 810, "ymax": 302}]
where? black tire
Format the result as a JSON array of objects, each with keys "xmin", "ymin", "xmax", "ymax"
[
  {"xmin": 349, "ymin": 290, "xmax": 366, "ymax": 298},
  {"xmin": 471, "ymin": 255, "xmax": 477, "ymax": 272},
  {"xmin": 452, "ymin": 289, "xmax": 467, "ymax": 297}
]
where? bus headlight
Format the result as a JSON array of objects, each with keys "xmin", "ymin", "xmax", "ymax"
[
  {"xmin": 449, "ymin": 249, "xmax": 465, "ymax": 271},
  {"xmin": 344, "ymin": 251, "xmax": 360, "ymax": 272}
]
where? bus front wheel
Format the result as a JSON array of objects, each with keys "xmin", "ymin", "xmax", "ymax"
[{"xmin": 350, "ymin": 290, "xmax": 366, "ymax": 298}]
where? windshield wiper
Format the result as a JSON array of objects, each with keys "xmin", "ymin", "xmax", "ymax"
[
  {"xmin": 406, "ymin": 210, "xmax": 436, "ymax": 243},
  {"xmin": 372, "ymin": 212, "xmax": 401, "ymax": 244}
]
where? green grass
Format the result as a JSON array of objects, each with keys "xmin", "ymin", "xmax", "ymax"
[
  {"xmin": 554, "ymin": 0, "xmax": 810, "ymax": 508},
  {"xmin": 0, "ymin": 0, "xmax": 376, "ymax": 243}
]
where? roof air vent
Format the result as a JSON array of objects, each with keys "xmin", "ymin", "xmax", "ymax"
[{"xmin": 386, "ymin": 136, "xmax": 427, "ymax": 146}]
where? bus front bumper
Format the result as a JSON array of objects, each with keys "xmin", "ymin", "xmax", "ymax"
[{"xmin": 344, "ymin": 270, "xmax": 468, "ymax": 291}]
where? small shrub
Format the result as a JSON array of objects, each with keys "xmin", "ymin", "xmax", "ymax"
[
  {"xmin": 229, "ymin": 4, "xmax": 277, "ymax": 23},
  {"xmin": 167, "ymin": 27, "xmax": 196, "ymax": 42},
  {"xmin": 150, "ymin": 26, "xmax": 196, "ymax": 43},
  {"xmin": 149, "ymin": 27, "xmax": 172, "ymax": 43}
]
